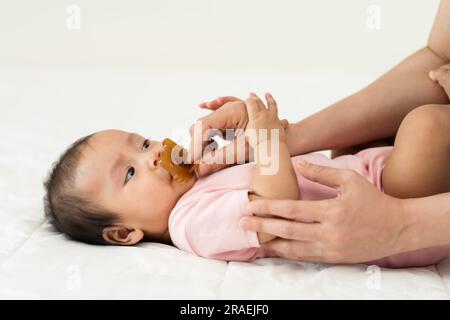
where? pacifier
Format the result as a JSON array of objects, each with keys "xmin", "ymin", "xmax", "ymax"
[{"xmin": 160, "ymin": 138, "xmax": 196, "ymax": 182}]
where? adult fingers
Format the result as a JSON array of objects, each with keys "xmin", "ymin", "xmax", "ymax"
[
  {"xmin": 238, "ymin": 216, "xmax": 321, "ymax": 241},
  {"xmin": 295, "ymin": 160, "xmax": 355, "ymax": 189},
  {"xmin": 246, "ymin": 198, "xmax": 325, "ymax": 222},
  {"xmin": 189, "ymin": 98, "xmax": 247, "ymax": 163},
  {"xmin": 199, "ymin": 96, "xmax": 241, "ymax": 110},
  {"xmin": 188, "ymin": 121, "xmax": 222, "ymax": 163},
  {"xmin": 195, "ymin": 136, "xmax": 248, "ymax": 177},
  {"xmin": 261, "ymin": 238, "xmax": 324, "ymax": 261},
  {"xmin": 188, "ymin": 120, "xmax": 210, "ymax": 163}
]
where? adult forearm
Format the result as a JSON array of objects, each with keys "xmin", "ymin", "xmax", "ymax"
[
  {"xmin": 286, "ymin": 47, "xmax": 450, "ymax": 156},
  {"xmin": 398, "ymin": 193, "xmax": 450, "ymax": 252}
]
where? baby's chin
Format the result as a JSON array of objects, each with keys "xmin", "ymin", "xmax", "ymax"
[{"xmin": 172, "ymin": 174, "xmax": 197, "ymax": 197}]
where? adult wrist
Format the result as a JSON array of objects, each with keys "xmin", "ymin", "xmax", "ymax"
[
  {"xmin": 394, "ymin": 197, "xmax": 434, "ymax": 253},
  {"xmin": 285, "ymin": 121, "xmax": 309, "ymax": 156}
]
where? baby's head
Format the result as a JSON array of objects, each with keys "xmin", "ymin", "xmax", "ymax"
[{"xmin": 44, "ymin": 129, "xmax": 195, "ymax": 246}]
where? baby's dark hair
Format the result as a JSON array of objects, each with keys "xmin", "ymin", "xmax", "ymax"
[{"xmin": 43, "ymin": 134, "xmax": 117, "ymax": 245}]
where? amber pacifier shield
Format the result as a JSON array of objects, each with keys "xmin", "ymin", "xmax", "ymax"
[{"xmin": 160, "ymin": 138, "xmax": 195, "ymax": 182}]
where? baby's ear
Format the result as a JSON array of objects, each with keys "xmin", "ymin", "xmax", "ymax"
[{"xmin": 102, "ymin": 225, "xmax": 144, "ymax": 245}]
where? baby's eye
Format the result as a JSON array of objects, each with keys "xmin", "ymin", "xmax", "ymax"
[
  {"xmin": 142, "ymin": 139, "xmax": 150, "ymax": 150},
  {"xmin": 125, "ymin": 167, "xmax": 135, "ymax": 183}
]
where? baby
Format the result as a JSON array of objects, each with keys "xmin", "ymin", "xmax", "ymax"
[{"xmin": 44, "ymin": 90, "xmax": 450, "ymax": 268}]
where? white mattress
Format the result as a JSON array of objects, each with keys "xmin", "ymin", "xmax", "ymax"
[{"xmin": 1, "ymin": 67, "xmax": 449, "ymax": 299}]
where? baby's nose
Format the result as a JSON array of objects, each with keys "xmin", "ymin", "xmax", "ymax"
[{"xmin": 148, "ymin": 150, "xmax": 162, "ymax": 169}]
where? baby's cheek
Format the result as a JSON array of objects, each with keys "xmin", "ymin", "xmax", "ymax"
[{"xmin": 146, "ymin": 181, "xmax": 176, "ymax": 208}]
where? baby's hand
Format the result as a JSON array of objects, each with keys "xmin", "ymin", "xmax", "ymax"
[
  {"xmin": 245, "ymin": 93, "xmax": 286, "ymax": 149},
  {"xmin": 429, "ymin": 64, "xmax": 450, "ymax": 98}
]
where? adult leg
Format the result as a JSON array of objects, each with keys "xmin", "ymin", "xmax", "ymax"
[{"xmin": 331, "ymin": 136, "xmax": 395, "ymax": 158}]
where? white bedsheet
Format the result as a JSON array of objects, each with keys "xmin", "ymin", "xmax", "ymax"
[{"xmin": 1, "ymin": 67, "xmax": 449, "ymax": 299}]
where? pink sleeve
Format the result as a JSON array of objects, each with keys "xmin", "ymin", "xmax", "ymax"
[{"xmin": 169, "ymin": 189, "xmax": 263, "ymax": 261}]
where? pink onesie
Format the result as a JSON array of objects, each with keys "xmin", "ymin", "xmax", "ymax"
[{"xmin": 168, "ymin": 147, "xmax": 450, "ymax": 268}]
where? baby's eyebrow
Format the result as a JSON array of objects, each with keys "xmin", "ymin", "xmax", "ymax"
[
  {"xmin": 110, "ymin": 153, "xmax": 126, "ymax": 187},
  {"xmin": 128, "ymin": 132, "xmax": 140, "ymax": 145},
  {"xmin": 109, "ymin": 133, "xmax": 139, "ymax": 187}
]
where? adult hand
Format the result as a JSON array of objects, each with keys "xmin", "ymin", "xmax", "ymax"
[
  {"xmin": 192, "ymin": 95, "xmax": 289, "ymax": 177},
  {"xmin": 188, "ymin": 97, "xmax": 249, "ymax": 177},
  {"xmin": 240, "ymin": 160, "xmax": 406, "ymax": 264},
  {"xmin": 199, "ymin": 95, "xmax": 289, "ymax": 128}
]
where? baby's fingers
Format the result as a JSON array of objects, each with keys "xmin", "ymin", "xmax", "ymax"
[
  {"xmin": 249, "ymin": 92, "xmax": 267, "ymax": 110},
  {"xmin": 245, "ymin": 96, "xmax": 262, "ymax": 119},
  {"xmin": 265, "ymin": 93, "xmax": 278, "ymax": 116}
]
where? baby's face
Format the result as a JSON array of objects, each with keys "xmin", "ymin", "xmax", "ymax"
[{"xmin": 76, "ymin": 129, "xmax": 195, "ymax": 244}]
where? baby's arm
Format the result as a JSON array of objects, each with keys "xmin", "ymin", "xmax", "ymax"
[{"xmin": 245, "ymin": 93, "xmax": 300, "ymax": 243}]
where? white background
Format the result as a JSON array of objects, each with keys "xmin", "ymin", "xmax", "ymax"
[{"xmin": 0, "ymin": 0, "xmax": 440, "ymax": 73}]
